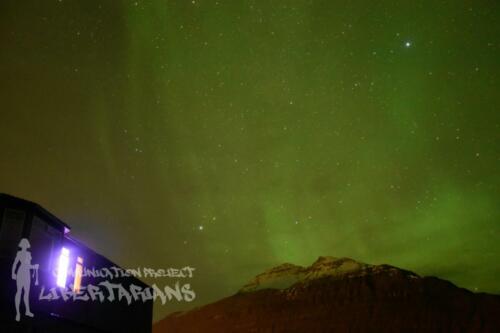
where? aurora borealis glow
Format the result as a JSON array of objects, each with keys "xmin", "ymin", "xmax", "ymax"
[{"xmin": 1, "ymin": 0, "xmax": 499, "ymax": 321}]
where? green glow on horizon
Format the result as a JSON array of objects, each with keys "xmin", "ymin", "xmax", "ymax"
[{"xmin": 0, "ymin": 0, "xmax": 498, "ymax": 321}]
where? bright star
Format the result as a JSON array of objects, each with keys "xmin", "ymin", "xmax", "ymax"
[{"xmin": 405, "ymin": 41, "xmax": 412, "ymax": 48}]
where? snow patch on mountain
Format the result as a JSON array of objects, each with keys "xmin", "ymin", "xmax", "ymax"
[{"xmin": 240, "ymin": 256, "xmax": 385, "ymax": 292}]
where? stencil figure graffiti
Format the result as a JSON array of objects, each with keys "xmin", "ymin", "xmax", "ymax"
[{"xmin": 11, "ymin": 238, "xmax": 39, "ymax": 322}]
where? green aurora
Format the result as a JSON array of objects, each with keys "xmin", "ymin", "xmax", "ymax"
[{"xmin": 1, "ymin": 0, "xmax": 499, "ymax": 321}]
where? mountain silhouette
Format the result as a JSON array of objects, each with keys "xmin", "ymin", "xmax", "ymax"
[{"xmin": 154, "ymin": 256, "xmax": 500, "ymax": 332}]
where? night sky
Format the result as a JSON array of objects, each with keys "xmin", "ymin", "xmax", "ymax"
[{"xmin": 1, "ymin": 0, "xmax": 499, "ymax": 321}]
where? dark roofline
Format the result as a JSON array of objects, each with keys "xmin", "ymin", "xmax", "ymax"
[
  {"xmin": 1, "ymin": 193, "xmax": 149, "ymax": 288},
  {"xmin": 0, "ymin": 193, "xmax": 71, "ymax": 232}
]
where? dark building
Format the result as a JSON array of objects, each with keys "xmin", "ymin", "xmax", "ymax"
[{"xmin": 0, "ymin": 193, "xmax": 153, "ymax": 333}]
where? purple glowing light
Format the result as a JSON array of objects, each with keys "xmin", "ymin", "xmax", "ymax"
[{"xmin": 56, "ymin": 247, "xmax": 70, "ymax": 288}]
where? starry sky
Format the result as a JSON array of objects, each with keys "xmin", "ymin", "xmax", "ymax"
[{"xmin": 0, "ymin": 0, "xmax": 499, "ymax": 322}]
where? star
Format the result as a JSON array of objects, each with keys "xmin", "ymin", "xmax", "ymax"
[{"xmin": 405, "ymin": 41, "xmax": 412, "ymax": 48}]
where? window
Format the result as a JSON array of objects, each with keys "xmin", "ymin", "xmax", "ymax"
[
  {"xmin": 0, "ymin": 209, "xmax": 25, "ymax": 257},
  {"xmin": 57, "ymin": 247, "xmax": 70, "ymax": 288},
  {"xmin": 73, "ymin": 256, "xmax": 84, "ymax": 292},
  {"xmin": 30, "ymin": 215, "xmax": 62, "ymax": 276}
]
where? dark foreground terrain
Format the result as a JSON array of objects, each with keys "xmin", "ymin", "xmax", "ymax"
[{"xmin": 154, "ymin": 257, "xmax": 500, "ymax": 333}]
